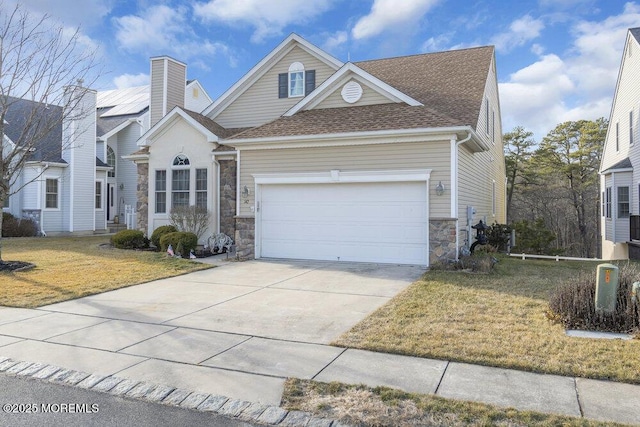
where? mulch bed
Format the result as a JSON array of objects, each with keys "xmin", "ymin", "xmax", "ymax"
[{"xmin": 0, "ymin": 261, "xmax": 35, "ymax": 272}]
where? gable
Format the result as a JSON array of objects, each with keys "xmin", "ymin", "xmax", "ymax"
[
  {"xmin": 213, "ymin": 44, "xmax": 339, "ymax": 129},
  {"xmin": 600, "ymin": 28, "xmax": 640, "ymax": 172},
  {"xmin": 313, "ymin": 77, "xmax": 395, "ymax": 109}
]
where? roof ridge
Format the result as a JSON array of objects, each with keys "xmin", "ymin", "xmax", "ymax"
[{"xmin": 354, "ymin": 45, "xmax": 494, "ymax": 65}]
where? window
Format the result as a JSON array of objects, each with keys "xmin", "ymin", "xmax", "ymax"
[
  {"xmin": 288, "ymin": 62, "xmax": 304, "ymax": 97},
  {"xmin": 616, "ymin": 122, "xmax": 620, "ymax": 151},
  {"xmin": 631, "ymin": 110, "xmax": 635, "ymax": 145},
  {"xmin": 602, "ymin": 191, "xmax": 605, "ymax": 217},
  {"xmin": 618, "ymin": 186, "xmax": 630, "ymax": 218},
  {"xmin": 45, "ymin": 178, "xmax": 58, "ymax": 209},
  {"xmin": 95, "ymin": 181, "xmax": 102, "ymax": 209},
  {"xmin": 605, "ymin": 187, "xmax": 612, "ymax": 218},
  {"xmin": 107, "ymin": 146, "xmax": 116, "ymax": 178},
  {"xmin": 278, "ymin": 65, "xmax": 315, "ymax": 98},
  {"xmin": 172, "ymin": 170, "xmax": 190, "ymax": 208},
  {"xmin": 173, "ymin": 154, "xmax": 190, "ymax": 166},
  {"xmin": 155, "ymin": 170, "xmax": 167, "ymax": 213},
  {"xmin": 196, "ymin": 168, "xmax": 207, "ymax": 209}
]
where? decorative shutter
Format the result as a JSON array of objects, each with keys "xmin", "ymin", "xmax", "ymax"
[
  {"xmin": 305, "ymin": 70, "xmax": 316, "ymax": 96},
  {"xmin": 278, "ymin": 73, "xmax": 288, "ymax": 98}
]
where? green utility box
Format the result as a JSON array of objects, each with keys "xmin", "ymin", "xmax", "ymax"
[{"xmin": 595, "ymin": 263, "xmax": 619, "ymax": 313}]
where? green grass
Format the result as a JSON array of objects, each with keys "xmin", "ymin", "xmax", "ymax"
[
  {"xmin": 333, "ymin": 256, "xmax": 640, "ymax": 384},
  {"xmin": 0, "ymin": 236, "xmax": 210, "ymax": 307},
  {"xmin": 282, "ymin": 378, "xmax": 625, "ymax": 427}
]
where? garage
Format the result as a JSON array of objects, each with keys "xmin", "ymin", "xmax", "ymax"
[{"xmin": 256, "ymin": 176, "xmax": 428, "ymax": 265}]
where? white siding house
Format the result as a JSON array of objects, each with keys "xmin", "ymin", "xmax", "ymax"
[{"xmin": 600, "ymin": 28, "xmax": 640, "ymax": 260}]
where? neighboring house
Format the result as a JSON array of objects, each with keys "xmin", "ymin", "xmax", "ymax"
[
  {"xmin": 600, "ymin": 27, "xmax": 640, "ymax": 260},
  {"xmin": 132, "ymin": 34, "xmax": 506, "ymax": 266},
  {"xmin": 2, "ymin": 64, "xmax": 211, "ymax": 235},
  {"xmin": 2, "ymin": 89, "xmax": 108, "ymax": 235}
]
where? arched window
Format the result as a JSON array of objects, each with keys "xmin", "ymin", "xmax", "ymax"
[
  {"xmin": 288, "ymin": 62, "xmax": 305, "ymax": 97},
  {"xmin": 107, "ymin": 146, "xmax": 116, "ymax": 177},
  {"xmin": 171, "ymin": 155, "xmax": 190, "ymax": 208}
]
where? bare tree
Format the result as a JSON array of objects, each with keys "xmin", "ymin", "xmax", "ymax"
[{"xmin": 0, "ymin": 3, "xmax": 100, "ymax": 262}]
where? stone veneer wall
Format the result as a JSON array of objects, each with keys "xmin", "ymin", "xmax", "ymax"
[
  {"xmin": 429, "ymin": 218, "xmax": 457, "ymax": 264},
  {"xmin": 219, "ymin": 160, "xmax": 236, "ymax": 239},
  {"xmin": 136, "ymin": 163, "xmax": 149, "ymax": 234},
  {"xmin": 234, "ymin": 217, "xmax": 255, "ymax": 260}
]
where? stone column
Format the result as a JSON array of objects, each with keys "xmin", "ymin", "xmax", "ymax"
[
  {"xmin": 219, "ymin": 160, "xmax": 237, "ymax": 239},
  {"xmin": 136, "ymin": 163, "xmax": 149, "ymax": 234},
  {"xmin": 429, "ymin": 218, "xmax": 457, "ymax": 264},
  {"xmin": 234, "ymin": 217, "xmax": 255, "ymax": 260}
]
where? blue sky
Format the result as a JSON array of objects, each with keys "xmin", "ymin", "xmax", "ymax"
[{"xmin": 11, "ymin": 0, "xmax": 640, "ymax": 140}]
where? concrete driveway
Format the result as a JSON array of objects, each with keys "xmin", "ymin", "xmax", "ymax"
[{"xmin": 0, "ymin": 259, "xmax": 424, "ymax": 405}]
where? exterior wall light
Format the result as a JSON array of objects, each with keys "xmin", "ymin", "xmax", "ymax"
[{"xmin": 435, "ymin": 181, "xmax": 445, "ymax": 196}]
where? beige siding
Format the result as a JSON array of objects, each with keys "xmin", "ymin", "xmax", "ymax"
[
  {"xmin": 167, "ymin": 60, "xmax": 186, "ymax": 112},
  {"xmin": 215, "ymin": 46, "xmax": 337, "ymax": 128},
  {"xmin": 238, "ymin": 141, "xmax": 452, "ymax": 217},
  {"xmin": 150, "ymin": 60, "xmax": 165, "ymax": 127},
  {"xmin": 314, "ymin": 79, "xmax": 394, "ymax": 109},
  {"xmin": 459, "ymin": 54, "xmax": 506, "ymax": 239}
]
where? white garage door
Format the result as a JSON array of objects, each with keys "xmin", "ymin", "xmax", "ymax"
[{"xmin": 259, "ymin": 181, "xmax": 428, "ymax": 265}]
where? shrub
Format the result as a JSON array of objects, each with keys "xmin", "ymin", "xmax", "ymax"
[
  {"xmin": 150, "ymin": 225, "xmax": 177, "ymax": 248},
  {"xmin": 511, "ymin": 219, "xmax": 560, "ymax": 255},
  {"xmin": 169, "ymin": 205, "xmax": 211, "ymax": 240},
  {"xmin": 431, "ymin": 253, "xmax": 497, "ymax": 273},
  {"xmin": 2, "ymin": 213, "xmax": 38, "ymax": 237},
  {"xmin": 159, "ymin": 231, "xmax": 197, "ymax": 258},
  {"xmin": 487, "ymin": 223, "xmax": 512, "ymax": 252},
  {"xmin": 548, "ymin": 262, "xmax": 640, "ymax": 333},
  {"xmin": 111, "ymin": 230, "xmax": 149, "ymax": 250}
]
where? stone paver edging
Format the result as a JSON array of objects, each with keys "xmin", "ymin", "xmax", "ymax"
[{"xmin": 0, "ymin": 355, "xmax": 344, "ymax": 427}]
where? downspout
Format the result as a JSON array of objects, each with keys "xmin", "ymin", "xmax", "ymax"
[{"xmin": 451, "ymin": 131, "xmax": 472, "ymax": 260}]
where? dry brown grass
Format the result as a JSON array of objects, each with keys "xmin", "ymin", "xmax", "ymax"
[
  {"xmin": 333, "ymin": 256, "xmax": 640, "ymax": 384},
  {"xmin": 282, "ymin": 379, "xmax": 622, "ymax": 427},
  {"xmin": 0, "ymin": 236, "xmax": 210, "ymax": 307}
]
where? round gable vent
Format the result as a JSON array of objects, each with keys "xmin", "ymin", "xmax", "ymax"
[{"xmin": 341, "ymin": 81, "xmax": 363, "ymax": 104}]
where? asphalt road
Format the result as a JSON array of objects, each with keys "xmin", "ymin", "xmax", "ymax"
[{"xmin": 0, "ymin": 373, "xmax": 257, "ymax": 427}]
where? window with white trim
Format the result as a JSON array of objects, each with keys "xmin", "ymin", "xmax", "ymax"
[
  {"xmin": 45, "ymin": 178, "xmax": 58, "ymax": 209},
  {"xmin": 618, "ymin": 186, "xmax": 630, "ymax": 218},
  {"xmin": 155, "ymin": 170, "xmax": 166, "ymax": 213},
  {"xmin": 95, "ymin": 181, "xmax": 102, "ymax": 209},
  {"xmin": 288, "ymin": 62, "xmax": 305, "ymax": 97},
  {"xmin": 171, "ymin": 154, "xmax": 190, "ymax": 209},
  {"xmin": 107, "ymin": 146, "xmax": 116, "ymax": 178},
  {"xmin": 196, "ymin": 168, "xmax": 207, "ymax": 209}
]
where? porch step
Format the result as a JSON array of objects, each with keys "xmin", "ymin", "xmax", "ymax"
[{"xmin": 108, "ymin": 222, "xmax": 127, "ymax": 233}]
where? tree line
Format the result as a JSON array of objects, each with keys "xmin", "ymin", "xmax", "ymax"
[{"xmin": 504, "ymin": 119, "xmax": 607, "ymax": 258}]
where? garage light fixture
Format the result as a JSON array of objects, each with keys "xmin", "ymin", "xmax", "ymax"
[{"xmin": 435, "ymin": 181, "xmax": 445, "ymax": 196}]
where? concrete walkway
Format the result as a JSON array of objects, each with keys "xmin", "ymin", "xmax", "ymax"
[{"xmin": 0, "ymin": 259, "xmax": 638, "ymax": 425}]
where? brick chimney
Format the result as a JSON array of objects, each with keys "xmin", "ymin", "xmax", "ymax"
[{"xmin": 149, "ymin": 56, "xmax": 186, "ymax": 127}]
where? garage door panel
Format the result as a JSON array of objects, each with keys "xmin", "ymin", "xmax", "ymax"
[{"xmin": 260, "ymin": 182, "xmax": 428, "ymax": 265}]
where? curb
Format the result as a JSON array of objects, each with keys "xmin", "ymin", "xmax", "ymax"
[{"xmin": 0, "ymin": 356, "xmax": 347, "ymax": 427}]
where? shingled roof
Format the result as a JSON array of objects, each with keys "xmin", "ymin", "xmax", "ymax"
[
  {"xmin": 631, "ymin": 27, "xmax": 640, "ymax": 44},
  {"xmin": 182, "ymin": 109, "xmax": 248, "ymax": 139},
  {"xmin": 230, "ymin": 46, "xmax": 494, "ymax": 140}
]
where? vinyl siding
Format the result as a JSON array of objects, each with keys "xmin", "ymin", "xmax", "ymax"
[
  {"xmin": 166, "ymin": 60, "xmax": 186, "ymax": 113},
  {"xmin": 214, "ymin": 46, "xmax": 337, "ymax": 129},
  {"xmin": 459, "ymin": 54, "xmax": 506, "ymax": 235},
  {"xmin": 603, "ymin": 172, "xmax": 632, "ymax": 243},
  {"xmin": 116, "ymin": 123, "xmax": 142, "ymax": 211},
  {"xmin": 21, "ymin": 167, "xmax": 40, "ymax": 210},
  {"xmin": 314, "ymin": 79, "xmax": 394, "ymax": 109},
  {"xmin": 150, "ymin": 59, "xmax": 165, "ymax": 127},
  {"xmin": 238, "ymin": 141, "xmax": 452, "ymax": 217},
  {"xmin": 185, "ymin": 82, "xmax": 212, "ymax": 113},
  {"xmin": 42, "ymin": 167, "xmax": 64, "ymax": 232}
]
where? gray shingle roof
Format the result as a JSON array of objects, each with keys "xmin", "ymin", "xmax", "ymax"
[
  {"xmin": 3, "ymin": 96, "xmax": 65, "ymax": 163},
  {"xmin": 630, "ymin": 27, "xmax": 640, "ymax": 44},
  {"xmin": 229, "ymin": 46, "xmax": 494, "ymax": 140},
  {"xmin": 96, "ymin": 107, "xmax": 147, "ymax": 137},
  {"xmin": 601, "ymin": 157, "xmax": 632, "ymax": 174}
]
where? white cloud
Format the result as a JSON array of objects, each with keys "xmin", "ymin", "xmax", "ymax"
[
  {"xmin": 499, "ymin": 3, "xmax": 640, "ymax": 139},
  {"xmin": 352, "ymin": 0, "xmax": 440, "ymax": 40},
  {"xmin": 114, "ymin": 5, "xmax": 188, "ymax": 53},
  {"xmin": 11, "ymin": 0, "xmax": 113, "ymax": 28},
  {"xmin": 421, "ymin": 33, "xmax": 453, "ymax": 52},
  {"xmin": 193, "ymin": 0, "xmax": 334, "ymax": 43},
  {"xmin": 323, "ymin": 30, "xmax": 348, "ymax": 52},
  {"xmin": 113, "ymin": 73, "xmax": 149, "ymax": 89},
  {"xmin": 491, "ymin": 15, "xmax": 545, "ymax": 53}
]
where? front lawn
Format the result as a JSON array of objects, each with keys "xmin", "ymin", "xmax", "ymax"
[
  {"xmin": 333, "ymin": 256, "xmax": 640, "ymax": 384},
  {"xmin": 0, "ymin": 236, "xmax": 210, "ymax": 307}
]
